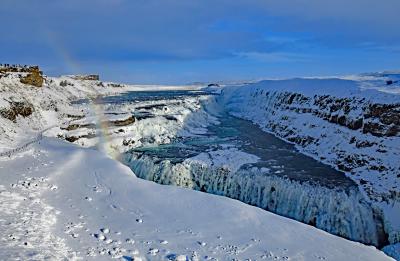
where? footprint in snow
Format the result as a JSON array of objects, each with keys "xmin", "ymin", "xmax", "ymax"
[
  {"xmin": 166, "ymin": 254, "xmax": 188, "ymax": 261},
  {"xmin": 108, "ymin": 247, "xmax": 124, "ymax": 259},
  {"xmin": 94, "ymin": 233, "xmax": 106, "ymax": 241},
  {"xmin": 104, "ymin": 238, "xmax": 113, "ymax": 244},
  {"xmin": 100, "ymin": 228, "xmax": 110, "ymax": 234},
  {"xmin": 93, "ymin": 186, "xmax": 102, "ymax": 192},
  {"xmin": 148, "ymin": 248, "xmax": 159, "ymax": 255},
  {"xmin": 126, "ymin": 238, "xmax": 135, "ymax": 244},
  {"xmin": 198, "ymin": 241, "xmax": 207, "ymax": 247},
  {"xmin": 123, "ymin": 256, "xmax": 143, "ymax": 261}
]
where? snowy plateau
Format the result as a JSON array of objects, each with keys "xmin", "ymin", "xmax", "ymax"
[{"xmin": 0, "ymin": 70, "xmax": 399, "ymax": 260}]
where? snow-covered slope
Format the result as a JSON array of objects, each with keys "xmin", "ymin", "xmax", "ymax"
[
  {"xmin": 221, "ymin": 73, "xmax": 400, "ymax": 247},
  {"xmin": 0, "ymin": 137, "xmax": 392, "ymax": 260},
  {"xmin": 0, "ymin": 73, "xmax": 199, "ymax": 152}
]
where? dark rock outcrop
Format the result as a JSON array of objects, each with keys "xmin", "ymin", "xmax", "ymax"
[
  {"xmin": 0, "ymin": 101, "xmax": 34, "ymax": 122},
  {"xmin": 267, "ymin": 90, "xmax": 400, "ymax": 137},
  {"xmin": 61, "ymin": 116, "xmax": 135, "ymax": 132}
]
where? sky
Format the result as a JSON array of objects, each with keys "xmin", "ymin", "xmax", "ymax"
[{"xmin": 1, "ymin": 0, "xmax": 400, "ymax": 84}]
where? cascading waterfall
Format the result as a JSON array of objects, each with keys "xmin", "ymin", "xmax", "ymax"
[{"xmin": 123, "ymin": 152, "xmax": 388, "ymax": 247}]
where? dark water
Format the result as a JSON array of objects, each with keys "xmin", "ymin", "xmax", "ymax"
[
  {"xmin": 133, "ymin": 112, "xmax": 356, "ymax": 190},
  {"xmin": 212, "ymin": 112, "xmax": 356, "ymax": 189}
]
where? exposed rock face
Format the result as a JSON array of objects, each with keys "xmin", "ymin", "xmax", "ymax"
[
  {"xmin": 227, "ymin": 89, "xmax": 400, "ymax": 175},
  {"xmin": 0, "ymin": 101, "xmax": 34, "ymax": 122},
  {"xmin": 110, "ymin": 115, "xmax": 135, "ymax": 126},
  {"xmin": 61, "ymin": 116, "xmax": 135, "ymax": 131},
  {"xmin": 0, "ymin": 65, "xmax": 44, "ymax": 87},
  {"xmin": 107, "ymin": 83, "xmax": 123, "ymax": 88},
  {"xmin": 20, "ymin": 67, "xmax": 44, "ymax": 87},
  {"xmin": 59, "ymin": 80, "xmax": 74, "ymax": 87},
  {"xmin": 0, "ymin": 64, "xmax": 40, "ymax": 74},
  {"xmin": 278, "ymin": 91, "xmax": 400, "ymax": 137},
  {"xmin": 64, "ymin": 133, "xmax": 96, "ymax": 142},
  {"xmin": 364, "ymin": 104, "xmax": 400, "ymax": 137},
  {"xmin": 224, "ymin": 84, "xmax": 400, "ymax": 244}
]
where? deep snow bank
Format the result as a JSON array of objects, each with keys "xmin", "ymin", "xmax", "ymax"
[{"xmin": 220, "ymin": 74, "xmax": 400, "ymax": 245}]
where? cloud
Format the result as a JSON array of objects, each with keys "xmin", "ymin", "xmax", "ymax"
[{"xmin": 0, "ymin": 0, "xmax": 399, "ymax": 83}]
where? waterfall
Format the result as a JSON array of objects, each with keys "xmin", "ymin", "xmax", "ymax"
[{"xmin": 123, "ymin": 152, "xmax": 388, "ymax": 247}]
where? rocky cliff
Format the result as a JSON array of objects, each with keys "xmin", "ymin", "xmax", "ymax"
[{"xmin": 222, "ymin": 75, "xmax": 400, "ymax": 244}]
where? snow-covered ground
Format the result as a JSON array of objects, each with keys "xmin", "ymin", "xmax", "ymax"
[
  {"xmin": 0, "ymin": 137, "xmax": 392, "ymax": 260},
  {"xmin": 0, "ymin": 71, "xmax": 398, "ymax": 259}
]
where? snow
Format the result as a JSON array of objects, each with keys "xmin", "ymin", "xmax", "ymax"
[
  {"xmin": 225, "ymin": 77, "xmax": 399, "ymax": 103},
  {"xmin": 0, "ymin": 137, "xmax": 392, "ymax": 260},
  {"xmin": 124, "ymin": 152, "xmax": 383, "ymax": 246},
  {"xmin": 220, "ymin": 73, "xmax": 400, "ymax": 248},
  {"xmin": 52, "ymin": 93, "xmax": 215, "ymax": 156},
  {"xmin": 186, "ymin": 148, "xmax": 259, "ymax": 173},
  {"xmin": 0, "ymin": 70, "xmax": 397, "ymax": 259},
  {"xmin": 0, "ymin": 72, "xmax": 199, "ymax": 153}
]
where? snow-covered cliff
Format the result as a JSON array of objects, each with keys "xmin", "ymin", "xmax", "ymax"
[
  {"xmin": 220, "ymin": 73, "xmax": 400, "ymax": 245},
  {"xmin": 0, "ymin": 72, "xmax": 199, "ymax": 153},
  {"xmin": 123, "ymin": 151, "xmax": 386, "ymax": 246}
]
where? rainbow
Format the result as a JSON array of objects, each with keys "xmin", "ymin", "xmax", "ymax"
[{"xmin": 45, "ymin": 31, "xmax": 119, "ymax": 159}]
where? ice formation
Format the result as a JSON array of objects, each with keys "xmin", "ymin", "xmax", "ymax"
[{"xmin": 123, "ymin": 152, "xmax": 387, "ymax": 246}]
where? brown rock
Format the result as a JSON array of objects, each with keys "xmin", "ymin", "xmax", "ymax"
[
  {"xmin": 20, "ymin": 70, "xmax": 44, "ymax": 87},
  {"xmin": 0, "ymin": 102, "xmax": 34, "ymax": 122}
]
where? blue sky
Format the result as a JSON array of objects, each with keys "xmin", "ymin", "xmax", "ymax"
[{"xmin": 1, "ymin": 0, "xmax": 400, "ymax": 84}]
